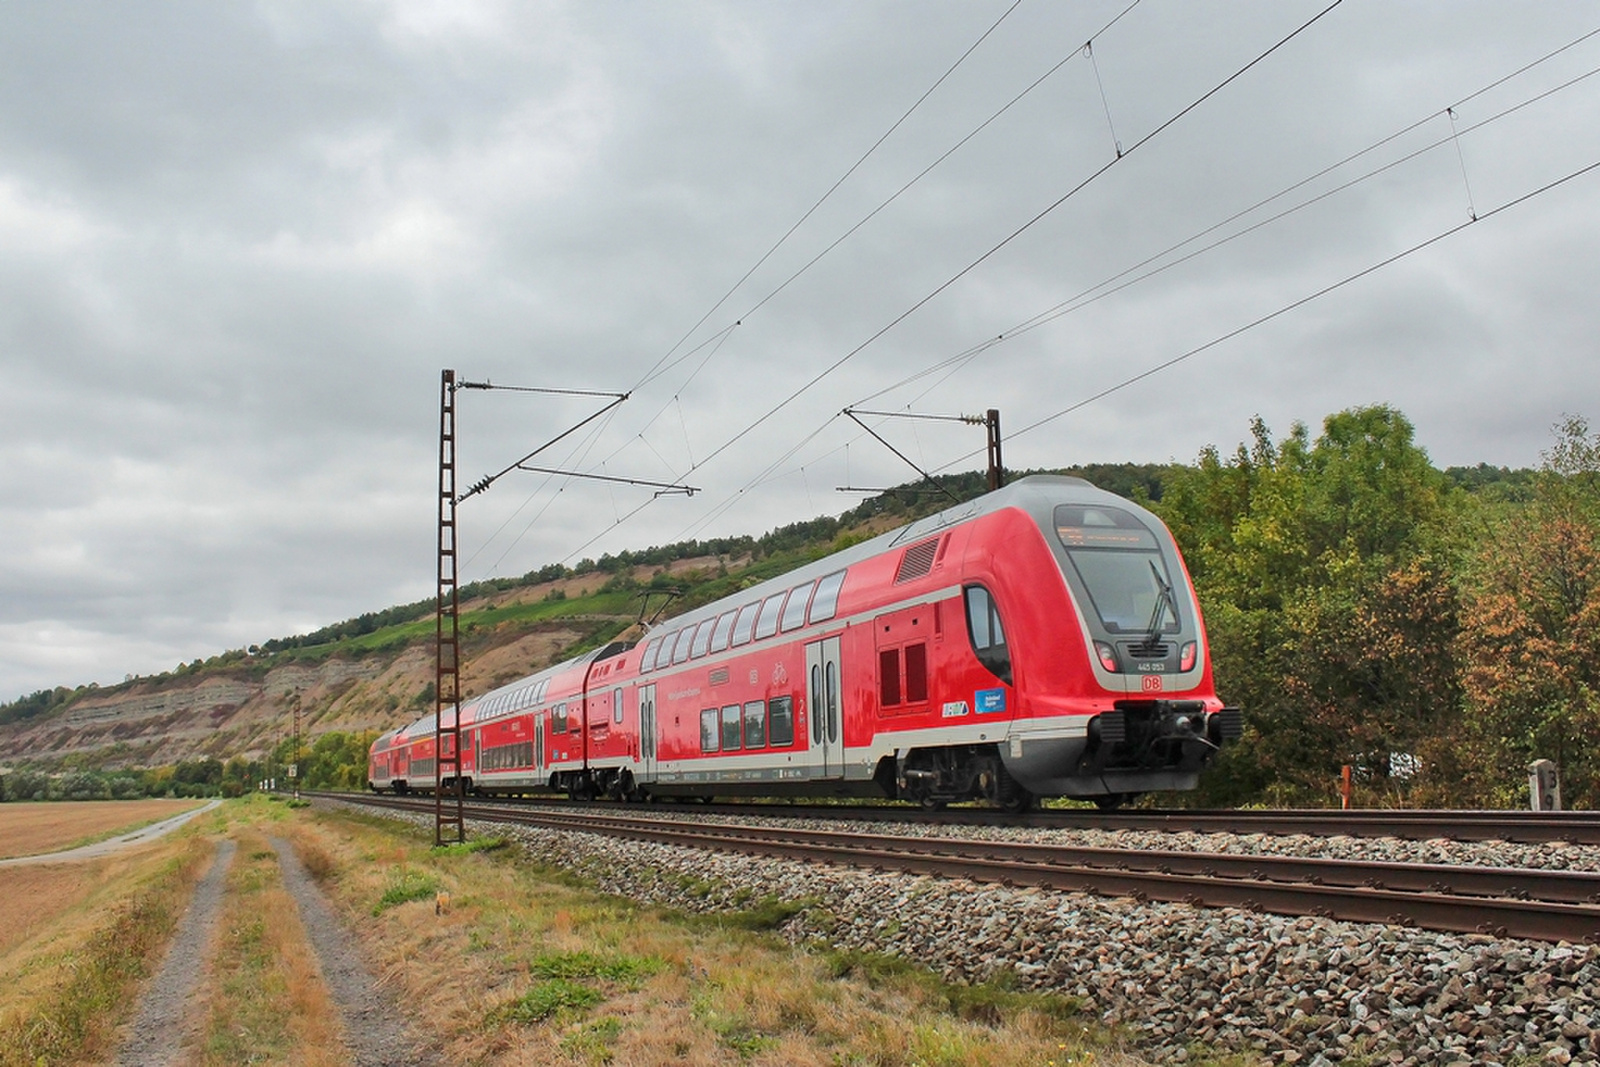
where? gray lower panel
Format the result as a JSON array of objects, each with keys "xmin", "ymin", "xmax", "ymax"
[{"xmin": 1001, "ymin": 736, "xmax": 1199, "ymax": 797}]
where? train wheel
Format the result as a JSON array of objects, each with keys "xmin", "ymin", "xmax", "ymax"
[
  {"xmin": 918, "ymin": 795, "xmax": 947, "ymax": 812},
  {"xmin": 998, "ymin": 789, "xmax": 1037, "ymax": 814},
  {"xmin": 1093, "ymin": 793, "xmax": 1127, "ymax": 811}
]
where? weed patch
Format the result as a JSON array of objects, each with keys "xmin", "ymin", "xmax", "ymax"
[
  {"xmin": 559, "ymin": 1016, "xmax": 622, "ymax": 1064},
  {"xmin": 371, "ymin": 868, "xmax": 442, "ymax": 915},
  {"xmin": 496, "ymin": 978, "xmax": 603, "ymax": 1024},
  {"xmin": 824, "ymin": 947, "xmax": 1084, "ymax": 1026},
  {"xmin": 296, "ymin": 840, "xmax": 338, "ymax": 883},
  {"xmin": 434, "ymin": 835, "xmax": 509, "ymax": 856},
  {"xmin": 528, "ymin": 949, "xmax": 660, "ymax": 986},
  {"xmin": 725, "ymin": 894, "xmax": 811, "ymax": 931}
]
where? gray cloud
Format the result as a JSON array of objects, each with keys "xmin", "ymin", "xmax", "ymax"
[{"xmin": 2, "ymin": 0, "xmax": 1598, "ymax": 698}]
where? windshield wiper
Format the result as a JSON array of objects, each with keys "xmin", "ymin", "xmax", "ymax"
[{"xmin": 1144, "ymin": 560, "xmax": 1180, "ymax": 645}]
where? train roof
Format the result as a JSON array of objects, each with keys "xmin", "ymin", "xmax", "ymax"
[
  {"xmin": 377, "ymin": 475, "xmax": 1151, "ymax": 746},
  {"xmin": 635, "ymin": 474, "xmax": 1134, "ymax": 642}
]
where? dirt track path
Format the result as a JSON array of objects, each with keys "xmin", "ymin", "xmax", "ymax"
[
  {"xmin": 270, "ymin": 837, "xmax": 439, "ymax": 1067},
  {"xmin": 113, "ymin": 839, "xmax": 235, "ymax": 1066}
]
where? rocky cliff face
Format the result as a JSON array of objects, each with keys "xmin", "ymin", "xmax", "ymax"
[
  {"xmin": 0, "ymin": 621, "xmax": 597, "ymax": 769},
  {"xmin": 0, "ymin": 558, "xmax": 726, "ymax": 771}
]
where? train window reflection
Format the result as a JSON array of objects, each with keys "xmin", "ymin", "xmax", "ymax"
[{"xmin": 769, "ymin": 696, "xmax": 794, "ymax": 747}]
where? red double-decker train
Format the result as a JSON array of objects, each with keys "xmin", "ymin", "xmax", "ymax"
[{"xmin": 368, "ymin": 476, "xmax": 1241, "ymax": 810}]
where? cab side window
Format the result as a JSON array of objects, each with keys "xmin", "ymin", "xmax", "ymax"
[{"xmin": 964, "ymin": 585, "xmax": 1012, "ymax": 685}]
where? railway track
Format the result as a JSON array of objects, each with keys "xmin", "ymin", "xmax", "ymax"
[
  {"xmin": 313, "ymin": 791, "xmax": 1600, "ymax": 943},
  {"xmin": 343, "ymin": 793, "xmax": 1600, "ymax": 844}
]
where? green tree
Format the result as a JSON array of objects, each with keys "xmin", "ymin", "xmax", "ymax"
[{"xmin": 1156, "ymin": 406, "xmax": 1458, "ymax": 804}]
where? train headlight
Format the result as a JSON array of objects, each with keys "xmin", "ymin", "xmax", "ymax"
[
  {"xmin": 1179, "ymin": 641, "xmax": 1197, "ymax": 672},
  {"xmin": 1093, "ymin": 641, "xmax": 1119, "ymax": 672}
]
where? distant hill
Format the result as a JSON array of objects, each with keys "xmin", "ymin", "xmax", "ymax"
[{"xmin": 0, "ymin": 464, "xmax": 1181, "ymax": 773}]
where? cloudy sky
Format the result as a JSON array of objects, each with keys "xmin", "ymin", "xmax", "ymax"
[{"xmin": 3, "ymin": 0, "xmax": 1598, "ymax": 701}]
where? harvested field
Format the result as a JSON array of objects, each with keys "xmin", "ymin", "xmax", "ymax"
[
  {"xmin": 0, "ymin": 862, "xmax": 108, "ymax": 958},
  {"xmin": 0, "ymin": 799, "xmax": 206, "ymax": 859}
]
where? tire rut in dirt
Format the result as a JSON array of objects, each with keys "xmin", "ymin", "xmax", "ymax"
[
  {"xmin": 114, "ymin": 839, "xmax": 236, "ymax": 1067},
  {"xmin": 269, "ymin": 837, "xmax": 440, "ymax": 1067}
]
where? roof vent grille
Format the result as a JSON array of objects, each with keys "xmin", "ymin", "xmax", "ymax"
[{"xmin": 894, "ymin": 537, "xmax": 941, "ymax": 583}]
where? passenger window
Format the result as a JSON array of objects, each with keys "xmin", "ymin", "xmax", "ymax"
[
  {"xmin": 780, "ymin": 582, "xmax": 814, "ymax": 632},
  {"xmin": 809, "ymin": 570, "xmax": 846, "ymax": 623},
  {"xmin": 710, "ymin": 610, "xmax": 736, "ymax": 653},
  {"xmin": 641, "ymin": 637, "xmax": 662, "ymax": 672},
  {"xmin": 613, "ymin": 687, "xmax": 624, "ymax": 725},
  {"xmin": 552, "ymin": 704, "xmax": 567, "ymax": 734},
  {"xmin": 743, "ymin": 700, "xmax": 766, "ymax": 748},
  {"xmin": 721, "ymin": 704, "xmax": 742, "ymax": 751},
  {"xmin": 768, "ymin": 696, "xmax": 794, "ymax": 747},
  {"xmin": 671, "ymin": 628, "xmax": 694, "ymax": 665},
  {"xmin": 731, "ymin": 602, "xmax": 759, "ymax": 646},
  {"xmin": 700, "ymin": 708, "xmax": 720, "ymax": 753},
  {"xmin": 690, "ymin": 619, "xmax": 714, "ymax": 659},
  {"xmin": 754, "ymin": 593, "xmax": 785, "ymax": 640}
]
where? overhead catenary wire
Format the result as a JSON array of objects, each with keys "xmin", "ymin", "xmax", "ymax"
[
  {"xmin": 850, "ymin": 24, "xmax": 1600, "ymax": 409},
  {"xmin": 504, "ymin": 11, "xmax": 1599, "ymax": 576},
  {"xmin": 629, "ymin": 0, "xmax": 1034, "ymax": 395},
  {"xmin": 658, "ymin": 0, "xmax": 1345, "ymax": 544},
  {"xmin": 928, "ymin": 156, "xmax": 1600, "ymax": 474}
]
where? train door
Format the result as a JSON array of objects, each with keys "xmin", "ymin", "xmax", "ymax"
[
  {"xmin": 804, "ymin": 637, "xmax": 843, "ymax": 778},
  {"xmin": 639, "ymin": 684, "xmax": 657, "ymax": 781},
  {"xmin": 535, "ymin": 718, "xmax": 546, "ymax": 773}
]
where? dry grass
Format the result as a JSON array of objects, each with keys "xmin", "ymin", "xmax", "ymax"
[
  {"xmin": 284, "ymin": 809, "xmax": 1160, "ymax": 1067},
  {"xmin": 0, "ymin": 798, "xmax": 206, "ymax": 859},
  {"xmin": 0, "ymin": 834, "xmax": 210, "ymax": 1067},
  {"xmin": 190, "ymin": 828, "xmax": 346, "ymax": 1067}
]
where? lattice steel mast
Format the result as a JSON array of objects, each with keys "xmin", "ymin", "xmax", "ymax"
[{"xmin": 435, "ymin": 370, "xmax": 464, "ymax": 845}]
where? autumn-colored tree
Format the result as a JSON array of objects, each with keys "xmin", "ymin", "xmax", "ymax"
[{"xmin": 1455, "ymin": 416, "xmax": 1600, "ymax": 807}]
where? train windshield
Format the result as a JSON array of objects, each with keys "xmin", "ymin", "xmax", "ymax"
[{"xmin": 1053, "ymin": 504, "xmax": 1178, "ymax": 635}]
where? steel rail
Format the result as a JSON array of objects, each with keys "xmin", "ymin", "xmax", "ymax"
[
  {"xmin": 315, "ymin": 792, "xmax": 1600, "ymax": 942},
  {"xmin": 383, "ymin": 794, "xmax": 1600, "ymax": 845}
]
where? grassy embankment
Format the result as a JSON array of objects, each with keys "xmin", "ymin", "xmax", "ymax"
[{"xmin": 280, "ymin": 797, "xmax": 1167, "ymax": 1067}]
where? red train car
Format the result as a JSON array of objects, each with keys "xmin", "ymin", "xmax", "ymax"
[{"xmin": 370, "ymin": 476, "xmax": 1241, "ymax": 810}]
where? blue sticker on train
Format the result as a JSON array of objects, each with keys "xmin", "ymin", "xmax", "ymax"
[{"xmin": 974, "ymin": 688, "xmax": 1006, "ymax": 714}]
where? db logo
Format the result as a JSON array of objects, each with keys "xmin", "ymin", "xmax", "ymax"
[{"xmin": 1140, "ymin": 674, "xmax": 1165, "ymax": 693}]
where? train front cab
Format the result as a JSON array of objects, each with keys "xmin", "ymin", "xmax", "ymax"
[{"xmin": 981, "ymin": 482, "xmax": 1242, "ymax": 806}]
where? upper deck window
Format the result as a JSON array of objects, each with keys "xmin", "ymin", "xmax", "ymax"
[
  {"xmin": 690, "ymin": 618, "xmax": 714, "ymax": 659},
  {"xmin": 808, "ymin": 570, "xmax": 846, "ymax": 623},
  {"xmin": 779, "ymin": 581, "xmax": 814, "ymax": 632},
  {"xmin": 730, "ymin": 602, "xmax": 759, "ymax": 646},
  {"xmin": 709, "ymin": 610, "xmax": 736, "ymax": 653},
  {"xmin": 754, "ymin": 593, "xmax": 785, "ymax": 641}
]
